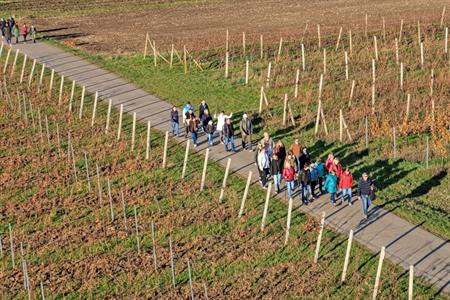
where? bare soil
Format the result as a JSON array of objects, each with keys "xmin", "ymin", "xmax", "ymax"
[{"xmin": 12, "ymin": 0, "xmax": 449, "ymax": 54}]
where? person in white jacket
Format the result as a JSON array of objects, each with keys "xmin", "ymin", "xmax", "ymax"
[
  {"xmin": 257, "ymin": 147, "xmax": 270, "ymax": 188},
  {"xmin": 214, "ymin": 111, "xmax": 232, "ymax": 144}
]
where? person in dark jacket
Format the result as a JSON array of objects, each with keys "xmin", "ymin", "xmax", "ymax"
[
  {"xmin": 239, "ymin": 113, "xmax": 253, "ymax": 151},
  {"xmin": 358, "ymin": 172, "xmax": 375, "ymax": 219},
  {"xmin": 223, "ymin": 118, "xmax": 236, "ymax": 152},
  {"xmin": 0, "ymin": 19, "xmax": 6, "ymax": 37},
  {"xmin": 205, "ymin": 120, "xmax": 215, "ymax": 146},
  {"xmin": 198, "ymin": 100, "xmax": 209, "ymax": 121},
  {"xmin": 4, "ymin": 24, "xmax": 11, "ymax": 44},
  {"xmin": 299, "ymin": 147, "xmax": 311, "ymax": 170},
  {"xmin": 299, "ymin": 162, "xmax": 312, "ymax": 204},
  {"xmin": 271, "ymin": 153, "xmax": 283, "ymax": 193},
  {"xmin": 274, "ymin": 140, "xmax": 286, "ymax": 168},
  {"xmin": 8, "ymin": 17, "xmax": 15, "ymax": 35},
  {"xmin": 188, "ymin": 114, "xmax": 199, "ymax": 147},
  {"xmin": 200, "ymin": 109, "xmax": 212, "ymax": 132},
  {"xmin": 170, "ymin": 106, "xmax": 179, "ymax": 136}
]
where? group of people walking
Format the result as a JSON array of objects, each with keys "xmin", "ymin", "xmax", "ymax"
[
  {"xmin": 1, "ymin": 16, "xmax": 37, "ymax": 44},
  {"xmin": 172, "ymin": 101, "xmax": 376, "ymax": 219}
]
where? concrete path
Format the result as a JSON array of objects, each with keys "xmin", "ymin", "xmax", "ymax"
[{"xmin": 6, "ymin": 40, "xmax": 450, "ymax": 295}]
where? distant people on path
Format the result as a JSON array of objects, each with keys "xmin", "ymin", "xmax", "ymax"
[
  {"xmin": 261, "ymin": 132, "xmax": 273, "ymax": 158},
  {"xmin": 339, "ymin": 167, "xmax": 353, "ymax": 206},
  {"xmin": 325, "ymin": 153, "xmax": 334, "ymax": 172},
  {"xmin": 188, "ymin": 113, "xmax": 198, "ymax": 147},
  {"xmin": 205, "ymin": 120, "xmax": 215, "ymax": 146},
  {"xmin": 0, "ymin": 19, "xmax": 5, "ymax": 37},
  {"xmin": 199, "ymin": 100, "xmax": 209, "ymax": 121},
  {"xmin": 289, "ymin": 138, "xmax": 302, "ymax": 170},
  {"xmin": 299, "ymin": 147, "xmax": 311, "ymax": 170},
  {"xmin": 20, "ymin": 24, "xmax": 28, "ymax": 43},
  {"xmin": 239, "ymin": 113, "xmax": 253, "ymax": 151},
  {"xmin": 358, "ymin": 172, "xmax": 376, "ymax": 219},
  {"xmin": 183, "ymin": 102, "xmax": 193, "ymax": 137},
  {"xmin": 4, "ymin": 24, "xmax": 11, "ymax": 44},
  {"xmin": 271, "ymin": 153, "xmax": 282, "ymax": 193},
  {"xmin": 323, "ymin": 170, "xmax": 338, "ymax": 206},
  {"xmin": 299, "ymin": 162, "xmax": 312, "ymax": 204},
  {"xmin": 314, "ymin": 157, "xmax": 324, "ymax": 193},
  {"xmin": 257, "ymin": 144, "xmax": 270, "ymax": 188},
  {"xmin": 13, "ymin": 24, "xmax": 19, "ymax": 44},
  {"xmin": 274, "ymin": 141, "xmax": 286, "ymax": 167},
  {"xmin": 29, "ymin": 25, "xmax": 37, "ymax": 43},
  {"xmin": 309, "ymin": 162, "xmax": 319, "ymax": 199},
  {"xmin": 170, "ymin": 106, "xmax": 179, "ymax": 136},
  {"xmin": 223, "ymin": 118, "xmax": 236, "ymax": 152},
  {"xmin": 215, "ymin": 111, "xmax": 232, "ymax": 144},
  {"xmin": 282, "ymin": 160, "xmax": 296, "ymax": 199},
  {"xmin": 200, "ymin": 109, "xmax": 212, "ymax": 132}
]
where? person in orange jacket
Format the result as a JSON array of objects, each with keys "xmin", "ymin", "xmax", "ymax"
[{"xmin": 339, "ymin": 166, "xmax": 353, "ymax": 206}]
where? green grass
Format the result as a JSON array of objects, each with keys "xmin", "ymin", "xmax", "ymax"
[
  {"xmin": 0, "ymin": 56, "xmax": 447, "ymax": 298},
  {"xmin": 44, "ymin": 37, "xmax": 450, "ymax": 240}
]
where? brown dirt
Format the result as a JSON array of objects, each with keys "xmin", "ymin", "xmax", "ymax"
[{"xmin": 15, "ymin": 0, "xmax": 449, "ymax": 54}]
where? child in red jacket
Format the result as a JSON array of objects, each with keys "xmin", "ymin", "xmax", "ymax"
[{"xmin": 339, "ymin": 167, "xmax": 353, "ymax": 206}]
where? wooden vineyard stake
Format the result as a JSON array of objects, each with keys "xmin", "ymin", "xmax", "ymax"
[
  {"xmin": 225, "ymin": 51, "xmax": 229, "ymax": 78},
  {"xmin": 28, "ymin": 59, "xmax": 36, "ymax": 88},
  {"xmin": 395, "ymin": 38, "xmax": 399, "ymax": 65},
  {"xmin": 277, "ymin": 37, "xmax": 283, "ymax": 61},
  {"xmin": 294, "ymin": 69, "xmax": 300, "ymax": 98},
  {"xmin": 45, "ymin": 115, "xmax": 51, "ymax": 145},
  {"xmin": 301, "ymin": 44, "xmax": 306, "ymax": 71},
  {"xmin": 420, "ymin": 42, "xmax": 424, "ymax": 68},
  {"xmin": 400, "ymin": 62, "xmax": 404, "ymax": 90},
  {"xmin": 341, "ymin": 229, "xmax": 354, "ymax": 282},
  {"xmin": 153, "ymin": 40, "xmax": 157, "ymax": 66},
  {"xmin": 245, "ymin": 60, "xmax": 249, "ymax": 85},
  {"xmin": 344, "ymin": 51, "xmax": 349, "ymax": 80},
  {"xmin": 313, "ymin": 211, "xmax": 326, "ymax": 263},
  {"xmin": 107, "ymin": 178, "xmax": 115, "ymax": 221},
  {"xmin": 393, "ymin": 127, "xmax": 397, "ymax": 159},
  {"xmin": 314, "ymin": 74, "xmax": 324, "ymax": 135},
  {"xmin": 405, "ymin": 94, "xmax": 411, "ymax": 123},
  {"xmin": 218, "ymin": 158, "xmax": 231, "ymax": 203},
  {"xmin": 445, "ymin": 27, "xmax": 448, "ymax": 54},
  {"xmin": 105, "ymin": 99, "xmax": 112, "ymax": 133},
  {"xmin": 335, "ymin": 27, "xmax": 343, "ymax": 50},
  {"xmin": 188, "ymin": 260, "xmax": 195, "ymax": 300},
  {"xmin": 37, "ymin": 63, "xmax": 45, "ymax": 94},
  {"xmin": 0, "ymin": 233, "xmax": 3, "ymax": 257},
  {"xmin": 170, "ymin": 44, "xmax": 174, "ymax": 68},
  {"xmin": 181, "ymin": 139, "xmax": 190, "ymax": 179},
  {"xmin": 260, "ymin": 34, "xmax": 264, "ymax": 59},
  {"xmin": 71, "ymin": 143, "xmax": 78, "ymax": 181},
  {"xmin": 183, "ymin": 45, "xmax": 187, "ymax": 74},
  {"xmin": 8, "ymin": 224, "xmax": 15, "ymax": 268},
  {"xmin": 117, "ymin": 104, "xmax": 123, "ymax": 141},
  {"xmin": 200, "ymin": 148, "xmax": 210, "ymax": 191},
  {"xmin": 287, "ymin": 102, "xmax": 295, "ymax": 127},
  {"xmin": 96, "ymin": 164, "xmax": 102, "ymax": 205},
  {"xmin": 37, "ymin": 108, "xmax": 43, "ymax": 144},
  {"xmin": 143, "ymin": 33, "xmax": 149, "ymax": 58},
  {"xmin": 348, "ymin": 79, "xmax": 355, "ymax": 107},
  {"xmin": 265, "ymin": 62, "xmax": 272, "ymax": 88},
  {"xmin": 131, "ymin": 112, "xmax": 136, "ymax": 151},
  {"xmin": 259, "ymin": 87, "xmax": 264, "ymax": 114},
  {"xmin": 204, "ymin": 283, "xmax": 209, "ymax": 300},
  {"xmin": 284, "ymin": 197, "xmax": 293, "ymax": 245},
  {"xmin": 0, "ymin": 42, "xmax": 3, "ymax": 58},
  {"xmin": 169, "ymin": 236, "xmax": 176, "ymax": 287},
  {"xmin": 365, "ymin": 13, "xmax": 368, "ymax": 38},
  {"xmin": 425, "ymin": 136, "xmax": 429, "ymax": 168},
  {"xmin": 40, "ymin": 282, "xmax": 45, "ymax": 300},
  {"xmin": 238, "ymin": 171, "xmax": 253, "ymax": 218},
  {"xmin": 48, "ymin": 68, "xmax": 54, "ymax": 99},
  {"xmin": 162, "ymin": 131, "xmax": 169, "ymax": 168},
  {"xmin": 134, "ymin": 206, "xmax": 140, "ymax": 252},
  {"xmin": 408, "ymin": 265, "xmax": 414, "ymax": 300},
  {"xmin": 19, "ymin": 54, "xmax": 27, "ymax": 83},
  {"xmin": 145, "ymin": 121, "xmax": 151, "ymax": 160},
  {"xmin": 417, "ymin": 20, "xmax": 421, "ymax": 45},
  {"xmin": 317, "ymin": 24, "xmax": 321, "ymax": 49},
  {"xmin": 226, "ymin": 29, "xmax": 229, "ymax": 52},
  {"xmin": 323, "ymin": 48, "xmax": 327, "ymax": 74},
  {"xmin": 372, "ymin": 58, "xmax": 376, "ymax": 84},
  {"xmin": 399, "ymin": 19, "xmax": 404, "ymax": 42},
  {"xmin": 374, "ymin": 36, "xmax": 378, "ymax": 61},
  {"xmin": 120, "ymin": 190, "xmax": 128, "ymax": 233},
  {"xmin": 242, "ymin": 32, "xmax": 246, "ymax": 57},
  {"xmin": 441, "ymin": 6, "xmax": 446, "ymax": 28},
  {"xmin": 84, "ymin": 153, "xmax": 91, "ymax": 192},
  {"xmin": 365, "ymin": 116, "xmax": 369, "ymax": 149},
  {"xmin": 282, "ymin": 94, "xmax": 288, "ymax": 127},
  {"xmin": 430, "ymin": 69, "xmax": 434, "ymax": 96},
  {"xmin": 10, "ymin": 49, "xmax": 19, "ymax": 76},
  {"xmin": 382, "ymin": 17, "xmax": 386, "ymax": 41},
  {"xmin": 69, "ymin": 80, "xmax": 75, "ymax": 112},
  {"xmin": 371, "ymin": 84, "xmax": 376, "ymax": 114},
  {"xmin": 260, "ymin": 182, "xmax": 272, "ymax": 231},
  {"xmin": 349, "ymin": 30, "xmax": 353, "ymax": 55},
  {"xmin": 372, "ymin": 246, "xmax": 386, "ymax": 300},
  {"xmin": 151, "ymin": 221, "xmax": 158, "ymax": 271},
  {"xmin": 91, "ymin": 91, "xmax": 98, "ymax": 127},
  {"xmin": 79, "ymin": 85, "xmax": 86, "ymax": 120},
  {"xmin": 340, "ymin": 109, "xmax": 344, "ymax": 142},
  {"xmin": 3, "ymin": 47, "xmax": 11, "ymax": 74},
  {"xmin": 58, "ymin": 75, "xmax": 64, "ymax": 106},
  {"xmin": 56, "ymin": 123, "xmax": 61, "ymax": 155}
]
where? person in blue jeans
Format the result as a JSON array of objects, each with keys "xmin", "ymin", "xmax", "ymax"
[
  {"xmin": 170, "ymin": 106, "xmax": 179, "ymax": 136},
  {"xmin": 187, "ymin": 114, "xmax": 198, "ymax": 147},
  {"xmin": 270, "ymin": 153, "xmax": 282, "ymax": 193},
  {"xmin": 205, "ymin": 120, "xmax": 215, "ymax": 146},
  {"xmin": 358, "ymin": 172, "xmax": 375, "ymax": 219},
  {"xmin": 282, "ymin": 161, "xmax": 296, "ymax": 199},
  {"xmin": 323, "ymin": 170, "xmax": 338, "ymax": 206},
  {"xmin": 223, "ymin": 118, "xmax": 237, "ymax": 152}
]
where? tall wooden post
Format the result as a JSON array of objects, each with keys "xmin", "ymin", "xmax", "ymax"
[
  {"xmin": 69, "ymin": 80, "xmax": 75, "ymax": 112},
  {"xmin": 131, "ymin": 112, "xmax": 136, "ymax": 151},
  {"xmin": 301, "ymin": 43, "xmax": 306, "ymax": 71},
  {"xmin": 78, "ymin": 85, "xmax": 85, "ymax": 120},
  {"xmin": 372, "ymin": 247, "xmax": 386, "ymax": 300},
  {"xmin": 162, "ymin": 131, "xmax": 169, "ymax": 168},
  {"xmin": 341, "ymin": 229, "xmax": 354, "ymax": 282},
  {"xmin": 58, "ymin": 75, "xmax": 64, "ymax": 106},
  {"xmin": 284, "ymin": 197, "xmax": 293, "ymax": 245},
  {"xmin": 28, "ymin": 59, "xmax": 36, "ymax": 88},
  {"xmin": 200, "ymin": 148, "xmax": 209, "ymax": 191},
  {"xmin": 238, "ymin": 171, "xmax": 253, "ymax": 218},
  {"xmin": 260, "ymin": 182, "xmax": 272, "ymax": 231},
  {"xmin": 146, "ymin": 121, "xmax": 151, "ymax": 160},
  {"xmin": 408, "ymin": 265, "xmax": 414, "ymax": 300},
  {"xmin": 219, "ymin": 158, "xmax": 231, "ymax": 202},
  {"xmin": 19, "ymin": 54, "xmax": 27, "ymax": 83},
  {"xmin": 317, "ymin": 24, "xmax": 321, "ymax": 49},
  {"xmin": 225, "ymin": 51, "xmax": 229, "ymax": 78},
  {"xmin": 313, "ymin": 212, "xmax": 326, "ymax": 263},
  {"xmin": 91, "ymin": 91, "xmax": 98, "ymax": 127},
  {"xmin": 335, "ymin": 27, "xmax": 342, "ymax": 50},
  {"xmin": 117, "ymin": 104, "xmax": 123, "ymax": 141},
  {"xmin": 105, "ymin": 99, "xmax": 112, "ymax": 133}
]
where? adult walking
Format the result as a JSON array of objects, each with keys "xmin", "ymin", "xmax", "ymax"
[
  {"xmin": 170, "ymin": 106, "xmax": 179, "ymax": 136},
  {"xmin": 358, "ymin": 172, "xmax": 375, "ymax": 219},
  {"xmin": 13, "ymin": 24, "xmax": 19, "ymax": 44},
  {"xmin": 200, "ymin": 109, "xmax": 212, "ymax": 132},
  {"xmin": 270, "ymin": 153, "xmax": 282, "ymax": 193},
  {"xmin": 223, "ymin": 118, "xmax": 237, "ymax": 152},
  {"xmin": 188, "ymin": 114, "xmax": 199, "ymax": 147},
  {"xmin": 29, "ymin": 25, "xmax": 37, "ymax": 43},
  {"xmin": 260, "ymin": 132, "xmax": 273, "ymax": 158},
  {"xmin": 205, "ymin": 120, "xmax": 215, "ymax": 146},
  {"xmin": 20, "ymin": 24, "xmax": 28, "ymax": 43},
  {"xmin": 289, "ymin": 138, "xmax": 302, "ymax": 169},
  {"xmin": 183, "ymin": 102, "xmax": 193, "ymax": 137},
  {"xmin": 299, "ymin": 162, "xmax": 312, "ymax": 204},
  {"xmin": 257, "ymin": 146, "xmax": 270, "ymax": 188},
  {"xmin": 8, "ymin": 17, "xmax": 15, "ymax": 35},
  {"xmin": 339, "ymin": 167, "xmax": 353, "ymax": 206},
  {"xmin": 215, "ymin": 111, "xmax": 232, "ymax": 144},
  {"xmin": 4, "ymin": 24, "xmax": 11, "ymax": 44},
  {"xmin": 299, "ymin": 147, "xmax": 311, "ymax": 170},
  {"xmin": 0, "ymin": 19, "xmax": 6, "ymax": 37},
  {"xmin": 314, "ymin": 157, "xmax": 325, "ymax": 194},
  {"xmin": 198, "ymin": 100, "xmax": 209, "ymax": 121},
  {"xmin": 239, "ymin": 113, "xmax": 253, "ymax": 151},
  {"xmin": 282, "ymin": 160, "xmax": 296, "ymax": 199},
  {"xmin": 323, "ymin": 170, "xmax": 338, "ymax": 206}
]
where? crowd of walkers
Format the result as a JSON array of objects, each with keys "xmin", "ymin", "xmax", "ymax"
[
  {"xmin": 171, "ymin": 100, "xmax": 376, "ymax": 219},
  {"xmin": 1, "ymin": 16, "xmax": 37, "ymax": 45}
]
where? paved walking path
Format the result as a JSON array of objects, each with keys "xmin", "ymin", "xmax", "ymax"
[{"xmin": 8, "ymin": 40, "xmax": 450, "ymax": 295}]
